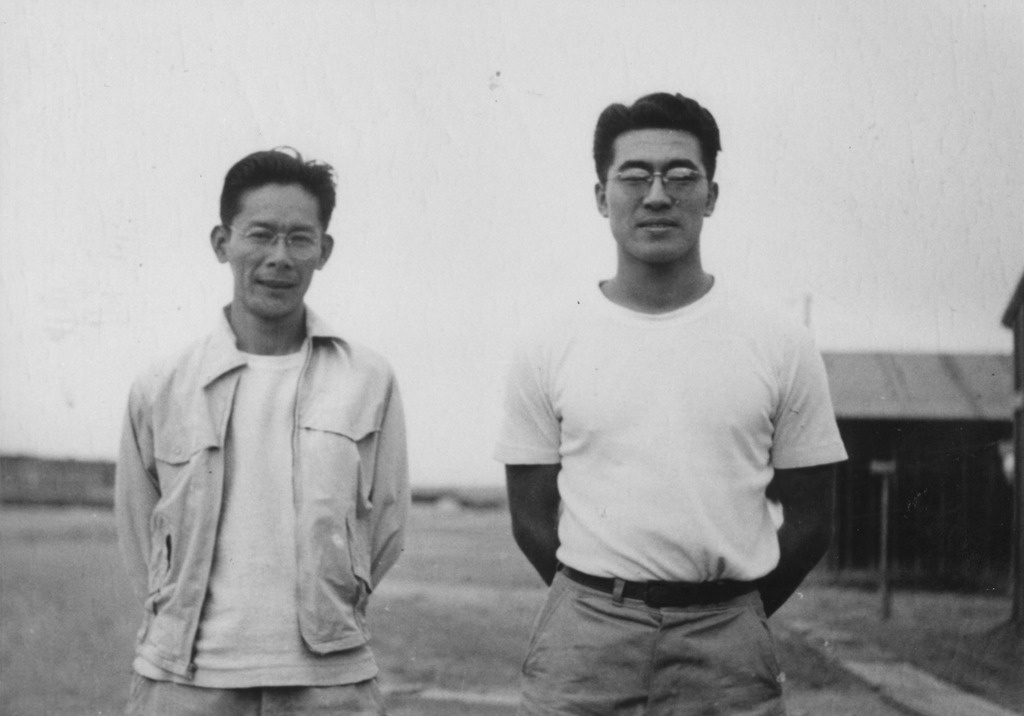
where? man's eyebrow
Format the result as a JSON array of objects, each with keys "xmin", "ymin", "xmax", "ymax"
[
  {"xmin": 616, "ymin": 160, "xmax": 654, "ymax": 171},
  {"xmin": 664, "ymin": 159, "xmax": 701, "ymax": 170},
  {"xmin": 615, "ymin": 158, "xmax": 700, "ymax": 171},
  {"xmin": 244, "ymin": 219, "xmax": 319, "ymax": 231}
]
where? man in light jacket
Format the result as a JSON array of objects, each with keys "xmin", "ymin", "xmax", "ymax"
[{"xmin": 116, "ymin": 148, "xmax": 408, "ymax": 715}]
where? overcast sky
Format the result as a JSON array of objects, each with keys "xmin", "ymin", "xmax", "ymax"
[{"xmin": 2, "ymin": 0, "xmax": 1023, "ymax": 486}]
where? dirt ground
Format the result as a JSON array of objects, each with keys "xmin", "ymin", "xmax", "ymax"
[
  {"xmin": 1, "ymin": 503, "xmax": 1019, "ymax": 715},
  {"xmin": 775, "ymin": 577, "xmax": 1024, "ymax": 712}
]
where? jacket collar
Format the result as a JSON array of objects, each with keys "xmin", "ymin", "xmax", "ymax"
[{"xmin": 199, "ymin": 305, "xmax": 344, "ymax": 387}]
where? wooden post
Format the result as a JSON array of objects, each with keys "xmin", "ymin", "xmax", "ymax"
[
  {"xmin": 826, "ymin": 467, "xmax": 840, "ymax": 572},
  {"xmin": 871, "ymin": 459, "xmax": 897, "ymax": 620},
  {"xmin": 1013, "ymin": 403, "xmax": 1023, "ymax": 633}
]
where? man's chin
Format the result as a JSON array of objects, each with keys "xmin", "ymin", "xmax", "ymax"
[
  {"xmin": 630, "ymin": 248, "xmax": 690, "ymax": 266},
  {"xmin": 239, "ymin": 297, "xmax": 304, "ymax": 323}
]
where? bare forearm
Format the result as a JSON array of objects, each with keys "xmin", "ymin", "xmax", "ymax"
[
  {"xmin": 757, "ymin": 518, "xmax": 832, "ymax": 616},
  {"xmin": 511, "ymin": 515, "xmax": 560, "ymax": 585},
  {"xmin": 506, "ymin": 464, "xmax": 562, "ymax": 586},
  {"xmin": 759, "ymin": 464, "xmax": 838, "ymax": 617}
]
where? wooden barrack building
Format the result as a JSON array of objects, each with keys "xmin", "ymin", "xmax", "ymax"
[{"xmin": 823, "ymin": 352, "xmax": 1015, "ymax": 588}]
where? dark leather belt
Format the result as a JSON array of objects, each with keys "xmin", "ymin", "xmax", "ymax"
[{"xmin": 560, "ymin": 565, "xmax": 757, "ymax": 608}]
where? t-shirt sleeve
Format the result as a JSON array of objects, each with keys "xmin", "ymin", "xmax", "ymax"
[
  {"xmin": 493, "ymin": 335, "xmax": 562, "ymax": 465},
  {"xmin": 770, "ymin": 328, "xmax": 848, "ymax": 469}
]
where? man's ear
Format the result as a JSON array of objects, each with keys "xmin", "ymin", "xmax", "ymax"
[
  {"xmin": 703, "ymin": 181, "xmax": 719, "ymax": 217},
  {"xmin": 316, "ymin": 234, "xmax": 335, "ymax": 270},
  {"xmin": 595, "ymin": 182, "xmax": 610, "ymax": 218},
  {"xmin": 210, "ymin": 225, "xmax": 230, "ymax": 263}
]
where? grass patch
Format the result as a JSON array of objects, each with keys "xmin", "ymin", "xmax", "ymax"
[{"xmin": 5, "ymin": 504, "xmax": 1012, "ymax": 715}]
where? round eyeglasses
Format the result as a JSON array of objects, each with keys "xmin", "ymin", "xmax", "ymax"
[
  {"xmin": 613, "ymin": 167, "xmax": 705, "ymax": 197},
  {"xmin": 229, "ymin": 225, "xmax": 323, "ymax": 260}
]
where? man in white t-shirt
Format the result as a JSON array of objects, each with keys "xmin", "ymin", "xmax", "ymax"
[
  {"xmin": 494, "ymin": 93, "xmax": 847, "ymax": 715},
  {"xmin": 116, "ymin": 149, "xmax": 408, "ymax": 715}
]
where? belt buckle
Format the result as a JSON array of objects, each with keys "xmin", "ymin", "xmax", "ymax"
[{"xmin": 643, "ymin": 582, "xmax": 669, "ymax": 608}]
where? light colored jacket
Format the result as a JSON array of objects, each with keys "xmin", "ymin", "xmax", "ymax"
[{"xmin": 115, "ymin": 308, "xmax": 409, "ymax": 680}]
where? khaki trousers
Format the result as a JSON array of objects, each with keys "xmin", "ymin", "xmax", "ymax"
[
  {"xmin": 519, "ymin": 571, "xmax": 786, "ymax": 716},
  {"xmin": 125, "ymin": 674, "xmax": 386, "ymax": 716}
]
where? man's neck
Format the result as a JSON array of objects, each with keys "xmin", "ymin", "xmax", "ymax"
[
  {"xmin": 602, "ymin": 263, "xmax": 714, "ymax": 314},
  {"xmin": 226, "ymin": 304, "xmax": 307, "ymax": 356}
]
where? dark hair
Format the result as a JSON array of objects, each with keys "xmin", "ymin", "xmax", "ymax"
[
  {"xmin": 219, "ymin": 147, "xmax": 337, "ymax": 229},
  {"xmin": 593, "ymin": 93, "xmax": 722, "ymax": 183}
]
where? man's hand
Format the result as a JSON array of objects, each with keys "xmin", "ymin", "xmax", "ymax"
[
  {"xmin": 506, "ymin": 464, "xmax": 562, "ymax": 585},
  {"xmin": 758, "ymin": 463, "xmax": 839, "ymax": 616}
]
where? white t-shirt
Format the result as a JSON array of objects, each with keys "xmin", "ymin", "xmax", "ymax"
[{"xmin": 494, "ymin": 281, "xmax": 847, "ymax": 583}]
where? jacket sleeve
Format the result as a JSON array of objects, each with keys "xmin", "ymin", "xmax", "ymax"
[
  {"xmin": 368, "ymin": 376, "xmax": 410, "ymax": 588},
  {"xmin": 114, "ymin": 380, "xmax": 161, "ymax": 603}
]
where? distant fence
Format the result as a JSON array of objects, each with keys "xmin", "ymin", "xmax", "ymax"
[
  {"xmin": 1, "ymin": 456, "xmax": 115, "ymax": 506},
  {"xmin": 0, "ymin": 456, "xmax": 506, "ymax": 509}
]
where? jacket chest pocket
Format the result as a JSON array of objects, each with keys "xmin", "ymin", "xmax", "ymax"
[
  {"xmin": 152, "ymin": 425, "xmax": 220, "ymax": 495},
  {"xmin": 298, "ymin": 406, "xmax": 381, "ymax": 512}
]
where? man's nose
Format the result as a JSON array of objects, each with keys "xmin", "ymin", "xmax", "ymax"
[
  {"xmin": 265, "ymin": 235, "xmax": 294, "ymax": 265},
  {"xmin": 642, "ymin": 176, "xmax": 673, "ymax": 207}
]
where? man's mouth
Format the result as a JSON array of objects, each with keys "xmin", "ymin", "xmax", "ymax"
[
  {"xmin": 257, "ymin": 278, "xmax": 297, "ymax": 290},
  {"xmin": 638, "ymin": 219, "xmax": 678, "ymax": 229}
]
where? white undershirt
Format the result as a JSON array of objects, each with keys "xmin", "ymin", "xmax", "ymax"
[{"xmin": 495, "ymin": 283, "xmax": 848, "ymax": 582}]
